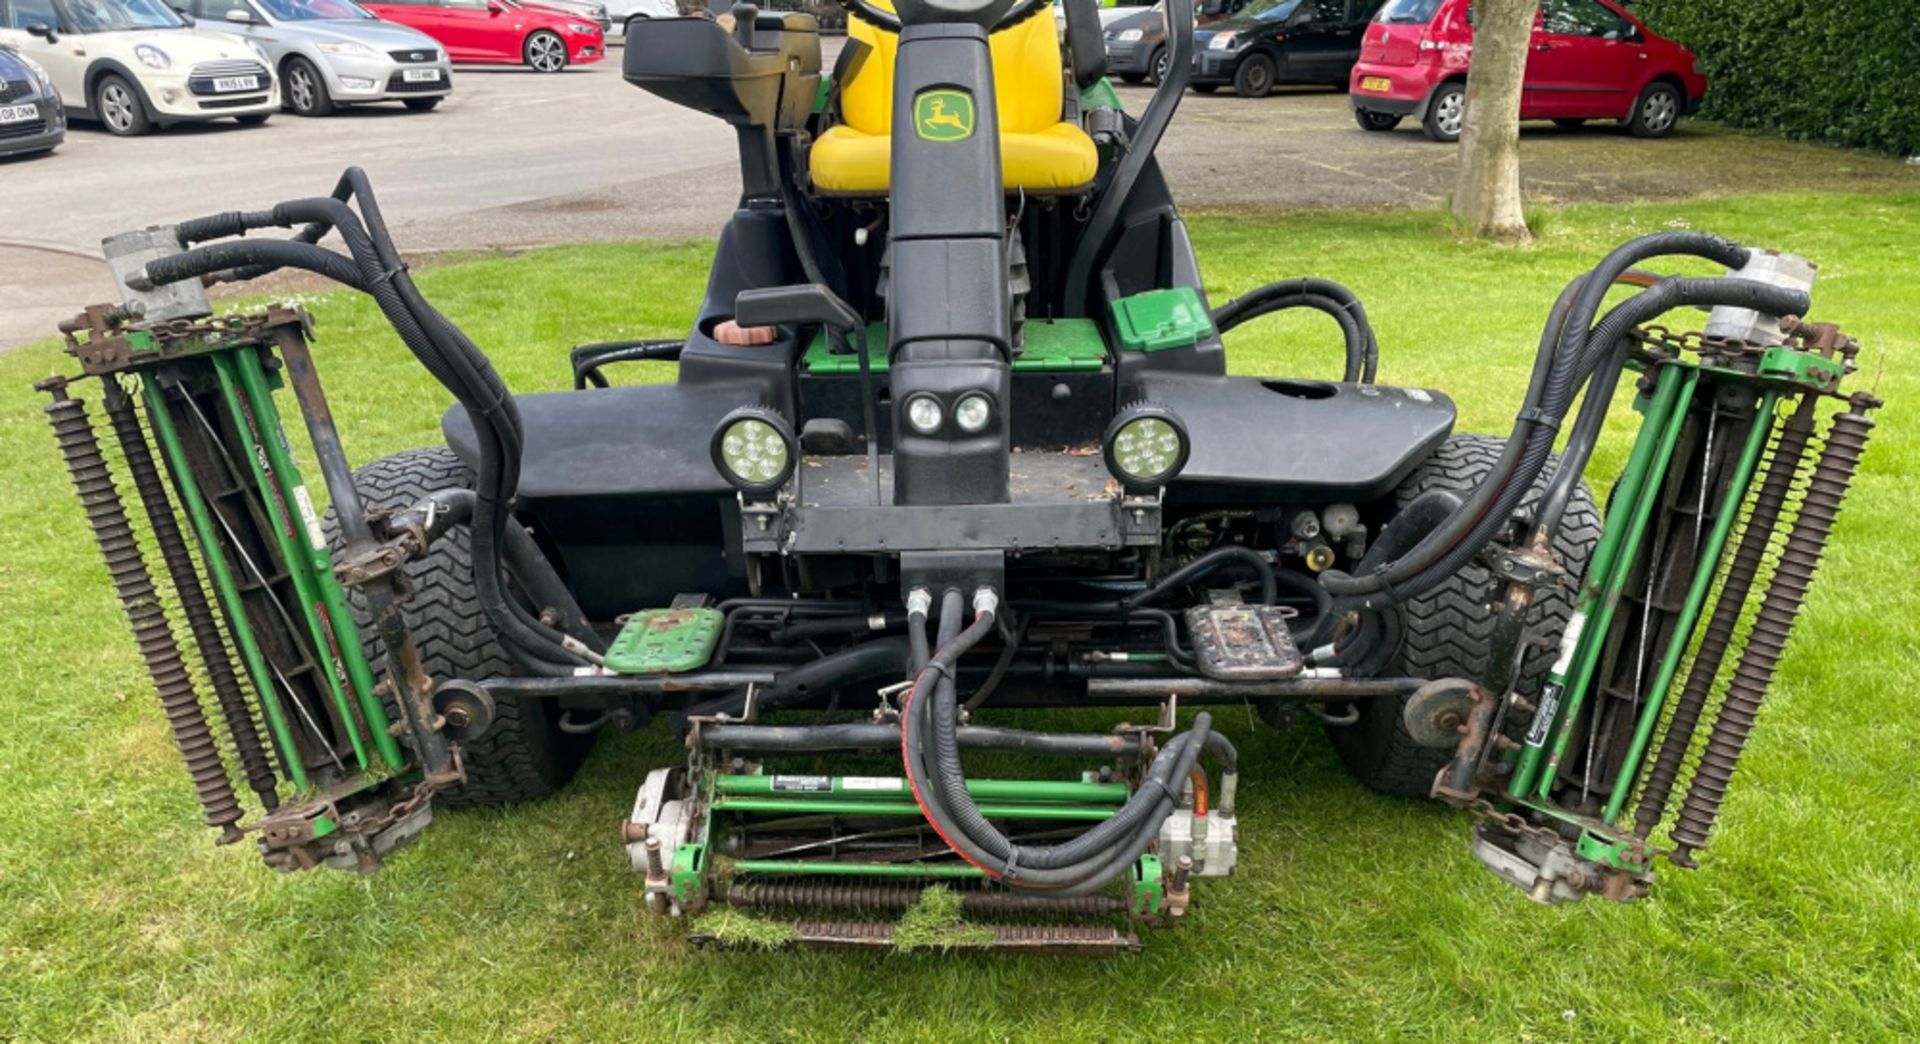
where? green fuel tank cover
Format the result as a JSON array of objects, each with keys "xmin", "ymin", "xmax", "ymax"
[
  {"xmin": 605, "ymin": 608, "xmax": 724, "ymax": 675},
  {"xmin": 1111, "ymin": 288, "xmax": 1214, "ymax": 353}
]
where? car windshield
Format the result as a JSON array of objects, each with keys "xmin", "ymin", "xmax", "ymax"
[
  {"xmin": 257, "ymin": 0, "xmax": 373, "ymax": 20},
  {"xmin": 1243, "ymin": 0, "xmax": 1301, "ymax": 21},
  {"xmin": 1376, "ymin": 0, "xmax": 1442, "ymax": 23},
  {"xmin": 60, "ymin": 0, "xmax": 187, "ymax": 31}
]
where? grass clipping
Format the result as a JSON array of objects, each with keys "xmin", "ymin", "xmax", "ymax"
[
  {"xmin": 695, "ymin": 907, "xmax": 795, "ymax": 950},
  {"xmin": 894, "ymin": 887, "xmax": 996, "ymax": 952}
]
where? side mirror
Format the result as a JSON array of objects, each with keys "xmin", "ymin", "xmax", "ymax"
[
  {"xmin": 24, "ymin": 21, "xmax": 57, "ymax": 41},
  {"xmin": 486, "ymin": 0, "xmax": 505, "ymax": 12},
  {"xmin": 225, "ymin": 8, "xmax": 256, "ymax": 23}
]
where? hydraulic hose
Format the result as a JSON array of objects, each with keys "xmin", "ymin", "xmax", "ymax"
[
  {"xmin": 1125, "ymin": 546, "xmax": 1277, "ymax": 609},
  {"xmin": 1211, "ymin": 277, "xmax": 1379, "ymax": 383}
]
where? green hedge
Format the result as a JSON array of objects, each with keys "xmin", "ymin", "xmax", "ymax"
[{"xmin": 1634, "ymin": 0, "xmax": 1920, "ymax": 157}]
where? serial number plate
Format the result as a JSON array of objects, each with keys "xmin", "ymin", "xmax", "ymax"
[
  {"xmin": 0, "ymin": 103, "xmax": 36, "ymax": 125},
  {"xmin": 1360, "ymin": 76, "xmax": 1392, "ymax": 92},
  {"xmin": 402, "ymin": 68, "xmax": 441, "ymax": 83},
  {"xmin": 213, "ymin": 75, "xmax": 260, "ymax": 93}
]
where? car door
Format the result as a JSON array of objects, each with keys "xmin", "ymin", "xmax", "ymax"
[
  {"xmin": 1529, "ymin": 0, "xmax": 1637, "ymax": 117},
  {"xmin": 437, "ymin": 0, "xmax": 508, "ymax": 62},
  {"xmin": 0, "ymin": 0, "xmax": 85, "ymax": 104}
]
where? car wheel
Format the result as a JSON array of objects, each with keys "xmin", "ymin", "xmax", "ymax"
[
  {"xmin": 1628, "ymin": 81, "xmax": 1681, "ymax": 138},
  {"xmin": 285, "ymin": 56, "xmax": 334, "ymax": 117},
  {"xmin": 403, "ymin": 97, "xmax": 441, "ymax": 112},
  {"xmin": 1421, "ymin": 80, "xmax": 1464, "ymax": 142},
  {"xmin": 93, "ymin": 74, "xmax": 151, "ymax": 137},
  {"xmin": 1146, "ymin": 45, "xmax": 1168, "ymax": 86},
  {"xmin": 1232, "ymin": 53, "xmax": 1275, "ymax": 98},
  {"xmin": 1354, "ymin": 108, "xmax": 1401, "ymax": 132},
  {"xmin": 525, "ymin": 30, "xmax": 568, "ymax": 73},
  {"xmin": 1553, "ymin": 117, "xmax": 1586, "ymax": 129},
  {"xmin": 234, "ymin": 113, "xmax": 270, "ymax": 126}
]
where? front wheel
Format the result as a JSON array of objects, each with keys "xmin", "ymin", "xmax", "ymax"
[
  {"xmin": 1421, "ymin": 81, "xmax": 1465, "ymax": 142},
  {"xmin": 1146, "ymin": 46, "xmax": 1168, "ymax": 86},
  {"xmin": 1354, "ymin": 109, "xmax": 1402, "ymax": 132},
  {"xmin": 1627, "ymin": 81, "xmax": 1681, "ymax": 138},
  {"xmin": 285, "ymin": 56, "xmax": 334, "ymax": 116},
  {"xmin": 1327, "ymin": 434, "xmax": 1602, "ymax": 799},
  {"xmin": 524, "ymin": 30, "xmax": 568, "ymax": 73},
  {"xmin": 403, "ymin": 97, "xmax": 442, "ymax": 112},
  {"xmin": 1233, "ymin": 53, "xmax": 1275, "ymax": 98},
  {"xmin": 93, "ymin": 74, "xmax": 151, "ymax": 137},
  {"xmin": 323, "ymin": 447, "xmax": 593, "ymax": 807}
]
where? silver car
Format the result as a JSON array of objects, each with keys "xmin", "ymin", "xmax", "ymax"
[{"xmin": 183, "ymin": 0, "xmax": 451, "ymax": 115}]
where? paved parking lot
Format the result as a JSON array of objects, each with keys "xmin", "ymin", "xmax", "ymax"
[{"xmin": 4, "ymin": 42, "xmax": 1915, "ymax": 348}]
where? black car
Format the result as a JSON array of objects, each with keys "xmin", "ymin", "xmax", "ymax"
[
  {"xmin": 1104, "ymin": 0, "xmax": 1252, "ymax": 85},
  {"xmin": 1191, "ymin": 0, "xmax": 1382, "ymax": 97},
  {"xmin": 0, "ymin": 43, "xmax": 64, "ymax": 158}
]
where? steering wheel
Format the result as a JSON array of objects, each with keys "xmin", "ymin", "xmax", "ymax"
[{"xmin": 836, "ymin": 0, "xmax": 1053, "ymax": 34}]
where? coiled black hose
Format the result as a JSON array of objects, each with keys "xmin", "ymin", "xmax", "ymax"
[{"xmin": 1211, "ymin": 277, "xmax": 1379, "ymax": 383}]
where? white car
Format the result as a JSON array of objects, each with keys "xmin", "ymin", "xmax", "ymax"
[
  {"xmin": 0, "ymin": 0, "xmax": 278, "ymax": 135},
  {"xmin": 603, "ymin": 0, "xmax": 673, "ymax": 39}
]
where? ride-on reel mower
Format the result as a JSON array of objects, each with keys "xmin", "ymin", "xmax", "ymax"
[{"xmin": 38, "ymin": 0, "xmax": 1878, "ymax": 951}]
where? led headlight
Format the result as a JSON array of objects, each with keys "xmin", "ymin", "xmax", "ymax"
[
  {"xmin": 135, "ymin": 44, "xmax": 172, "ymax": 70},
  {"xmin": 904, "ymin": 394, "xmax": 944, "ymax": 435},
  {"xmin": 567, "ymin": 22, "xmax": 598, "ymax": 34},
  {"xmin": 953, "ymin": 393, "xmax": 993, "ymax": 434},
  {"xmin": 1103, "ymin": 403, "xmax": 1189, "ymax": 492},
  {"xmin": 710, "ymin": 406, "xmax": 796, "ymax": 494},
  {"xmin": 1208, "ymin": 31, "xmax": 1237, "ymax": 50}
]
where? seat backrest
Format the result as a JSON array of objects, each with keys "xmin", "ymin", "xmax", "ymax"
[{"xmin": 841, "ymin": 3, "xmax": 1068, "ymax": 137}]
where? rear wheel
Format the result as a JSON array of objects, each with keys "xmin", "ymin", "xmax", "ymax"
[
  {"xmin": 403, "ymin": 97, "xmax": 442, "ymax": 112},
  {"xmin": 1354, "ymin": 109, "xmax": 1402, "ymax": 132},
  {"xmin": 525, "ymin": 30, "xmax": 568, "ymax": 72},
  {"xmin": 1233, "ymin": 53, "xmax": 1275, "ymax": 98},
  {"xmin": 93, "ymin": 74, "xmax": 150, "ymax": 137},
  {"xmin": 1627, "ymin": 81, "xmax": 1681, "ymax": 138},
  {"xmin": 1327, "ymin": 434, "xmax": 1602, "ymax": 799},
  {"xmin": 285, "ymin": 56, "xmax": 334, "ymax": 116},
  {"xmin": 323, "ymin": 447, "xmax": 592, "ymax": 807},
  {"xmin": 1421, "ymin": 81, "xmax": 1464, "ymax": 142}
]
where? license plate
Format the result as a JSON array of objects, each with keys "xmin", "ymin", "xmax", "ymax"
[
  {"xmin": 402, "ymin": 68, "xmax": 441, "ymax": 83},
  {"xmin": 213, "ymin": 75, "xmax": 260, "ymax": 93},
  {"xmin": 0, "ymin": 103, "xmax": 35, "ymax": 125},
  {"xmin": 1360, "ymin": 76, "xmax": 1392, "ymax": 92}
]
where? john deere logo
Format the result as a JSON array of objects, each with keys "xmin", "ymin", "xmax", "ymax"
[{"xmin": 913, "ymin": 89, "xmax": 974, "ymax": 142}]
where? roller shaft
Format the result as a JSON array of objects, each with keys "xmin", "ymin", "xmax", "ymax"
[
  {"xmin": 722, "ymin": 880, "xmax": 1126, "ymax": 917},
  {"xmin": 41, "ymin": 378, "xmax": 244, "ymax": 842},
  {"xmin": 1670, "ymin": 400, "xmax": 1876, "ymax": 865}
]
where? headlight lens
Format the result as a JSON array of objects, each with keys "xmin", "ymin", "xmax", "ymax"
[
  {"xmin": 567, "ymin": 22, "xmax": 598, "ymax": 34},
  {"xmin": 1116, "ymin": 28, "xmax": 1142, "ymax": 41},
  {"xmin": 953, "ymin": 393, "xmax": 993, "ymax": 434},
  {"xmin": 711, "ymin": 409, "xmax": 796, "ymax": 493},
  {"xmin": 1103, "ymin": 406, "xmax": 1190, "ymax": 491},
  {"xmin": 1208, "ymin": 32, "xmax": 1237, "ymax": 50},
  {"xmin": 904, "ymin": 394, "xmax": 944, "ymax": 436},
  {"xmin": 316, "ymin": 41, "xmax": 380, "ymax": 57},
  {"xmin": 135, "ymin": 44, "xmax": 172, "ymax": 70}
]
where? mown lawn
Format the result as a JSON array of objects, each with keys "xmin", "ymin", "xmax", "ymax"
[{"xmin": 1, "ymin": 192, "xmax": 1914, "ymax": 1041}]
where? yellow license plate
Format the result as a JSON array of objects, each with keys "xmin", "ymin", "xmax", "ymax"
[{"xmin": 1360, "ymin": 76, "xmax": 1393, "ymax": 93}]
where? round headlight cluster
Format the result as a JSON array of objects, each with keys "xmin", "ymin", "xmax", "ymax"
[
  {"xmin": 905, "ymin": 394, "xmax": 943, "ymax": 435},
  {"xmin": 710, "ymin": 407, "xmax": 795, "ymax": 494},
  {"xmin": 904, "ymin": 392, "xmax": 995, "ymax": 436},
  {"xmin": 1103, "ymin": 404, "xmax": 1189, "ymax": 492}
]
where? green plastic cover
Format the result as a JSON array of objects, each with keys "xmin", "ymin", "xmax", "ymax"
[
  {"xmin": 1110, "ymin": 288, "xmax": 1214, "ymax": 353},
  {"xmin": 605, "ymin": 608, "xmax": 724, "ymax": 675},
  {"xmin": 802, "ymin": 319, "xmax": 1109, "ymax": 374}
]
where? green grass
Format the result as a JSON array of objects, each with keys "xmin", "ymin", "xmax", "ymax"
[{"xmin": 2, "ymin": 191, "xmax": 1916, "ymax": 1041}]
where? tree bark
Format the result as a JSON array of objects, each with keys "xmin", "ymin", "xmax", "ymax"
[{"xmin": 1452, "ymin": 0, "xmax": 1539, "ymax": 242}]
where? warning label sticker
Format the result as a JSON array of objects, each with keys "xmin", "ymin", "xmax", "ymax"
[
  {"xmin": 769, "ymin": 775, "xmax": 833, "ymax": 793},
  {"xmin": 840, "ymin": 776, "xmax": 904, "ymax": 792}
]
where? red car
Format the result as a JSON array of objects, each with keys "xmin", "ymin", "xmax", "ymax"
[
  {"xmin": 1349, "ymin": 0, "xmax": 1706, "ymax": 142},
  {"xmin": 358, "ymin": 0, "xmax": 604, "ymax": 72}
]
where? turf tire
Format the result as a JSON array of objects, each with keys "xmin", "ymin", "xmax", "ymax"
[
  {"xmin": 1328, "ymin": 433, "xmax": 1602, "ymax": 799},
  {"xmin": 324, "ymin": 447, "xmax": 591, "ymax": 807}
]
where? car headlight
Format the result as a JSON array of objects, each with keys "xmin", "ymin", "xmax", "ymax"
[
  {"xmin": 567, "ymin": 22, "xmax": 598, "ymax": 34},
  {"xmin": 316, "ymin": 41, "xmax": 381, "ymax": 58},
  {"xmin": 1208, "ymin": 32, "xmax": 1237, "ymax": 51},
  {"xmin": 1103, "ymin": 404, "xmax": 1190, "ymax": 492},
  {"xmin": 1115, "ymin": 28, "xmax": 1142, "ymax": 41},
  {"xmin": 135, "ymin": 44, "xmax": 172, "ymax": 70}
]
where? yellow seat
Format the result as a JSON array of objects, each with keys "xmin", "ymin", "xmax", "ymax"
[{"xmin": 810, "ymin": 6, "xmax": 1099, "ymax": 195}]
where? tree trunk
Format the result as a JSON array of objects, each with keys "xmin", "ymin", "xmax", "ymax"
[{"xmin": 1452, "ymin": 0, "xmax": 1538, "ymax": 242}]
